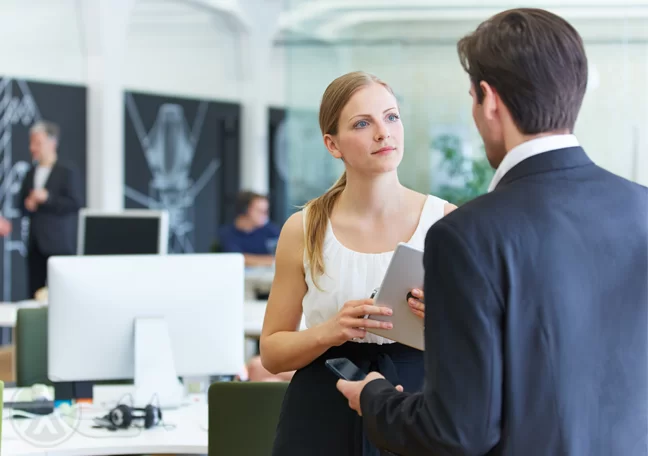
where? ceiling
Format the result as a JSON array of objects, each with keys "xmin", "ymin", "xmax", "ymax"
[
  {"xmin": 0, "ymin": 0, "xmax": 646, "ymax": 57},
  {"xmin": 276, "ymin": 0, "xmax": 648, "ymax": 43}
]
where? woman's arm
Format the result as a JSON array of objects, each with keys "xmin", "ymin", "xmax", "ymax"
[
  {"xmin": 261, "ymin": 212, "xmax": 399, "ymax": 374},
  {"xmin": 408, "ymin": 202, "xmax": 458, "ymax": 319},
  {"xmin": 259, "ymin": 212, "xmax": 332, "ymax": 374}
]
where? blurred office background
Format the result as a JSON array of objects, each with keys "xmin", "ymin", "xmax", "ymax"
[{"xmin": 0, "ymin": 0, "xmax": 646, "ymax": 299}]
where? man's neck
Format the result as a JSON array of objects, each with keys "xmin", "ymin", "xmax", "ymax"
[
  {"xmin": 234, "ymin": 216, "xmax": 257, "ymax": 233},
  {"xmin": 38, "ymin": 155, "xmax": 57, "ymax": 168},
  {"xmin": 503, "ymin": 129, "xmax": 571, "ymax": 154}
]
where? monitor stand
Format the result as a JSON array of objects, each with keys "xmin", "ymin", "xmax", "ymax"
[{"xmin": 133, "ymin": 317, "xmax": 184, "ymax": 409}]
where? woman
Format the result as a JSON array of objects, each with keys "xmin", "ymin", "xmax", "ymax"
[{"xmin": 261, "ymin": 71, "xmax": 456, "ymax": 455}]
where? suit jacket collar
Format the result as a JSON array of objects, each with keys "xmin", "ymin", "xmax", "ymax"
[
  {"xmin": 489, "ymin": 134, "xmax": 580, "ymax": 191},
  {"xmin": 496, "ymin": 146, "xmax": 593, "ymax": 189},
  {"xmin": 30, "ymin": 160, "xmax": 59, "ymax": 190}
]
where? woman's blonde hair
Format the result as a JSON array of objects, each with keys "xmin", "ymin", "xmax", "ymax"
[{"xmin": 304, "ymin": 71, "xmax": 396, "ymax": 286}]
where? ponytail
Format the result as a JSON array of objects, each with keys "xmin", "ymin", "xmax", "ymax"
[{"xmin": 304, "ymin": 171, "xmax": 347, "ymax": 288}]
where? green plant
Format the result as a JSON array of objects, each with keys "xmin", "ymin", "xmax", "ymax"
[{"xmin": 432, "ymin": 134, "xmax": 494, "ymax": 206}]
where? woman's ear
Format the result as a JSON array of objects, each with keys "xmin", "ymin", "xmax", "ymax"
[{"xmin": 323, "ymin": 134, "xmax": 343, "ymax": 159}]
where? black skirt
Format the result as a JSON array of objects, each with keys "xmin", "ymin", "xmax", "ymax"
[{"xmin": 272, "ymin": 341, "xmax": 424, "ymax": 456}]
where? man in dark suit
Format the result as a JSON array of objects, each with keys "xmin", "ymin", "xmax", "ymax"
[
  {"xmin": 19, "ymin": 120, "xmax": 82, "ymax": 298},
  {"xmin": 337, "ymin": 8, "xmax": 648, "ymax": 456}
]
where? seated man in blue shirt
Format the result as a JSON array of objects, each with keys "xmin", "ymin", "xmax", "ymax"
[{"xmin": 218, "ymin": 191, "xmax": 281, "ymax": 267}]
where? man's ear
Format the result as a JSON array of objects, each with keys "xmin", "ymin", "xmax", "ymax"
[
  {"xmin": 479, "ymin": 81, "xmax": 499, "ymax": 121},
  {"xmin": 323, "ymin": 134, "xmax": 343, "ymax": 159}
]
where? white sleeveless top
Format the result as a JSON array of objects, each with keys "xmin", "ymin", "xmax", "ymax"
[{"xmin": 301, "ymin": 195, "xmax": 448, "ymax": 345}]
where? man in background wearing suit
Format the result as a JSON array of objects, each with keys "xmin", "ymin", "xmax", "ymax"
[
  {"xmin": 338, "ymin": 8, "xmax": 648, "ymax": 456},
  {"xmin": 20, "ymin": 121, "xmax": 82, "ymax": 298}
]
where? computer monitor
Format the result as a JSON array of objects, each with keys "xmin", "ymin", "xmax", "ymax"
[
  {"xmin": 77, "ymin": 209, "xmax": 169, "ymax": 255},
  {"xmin": 47, "ymin": 253, "xmax": 245, "ymax": 407}
]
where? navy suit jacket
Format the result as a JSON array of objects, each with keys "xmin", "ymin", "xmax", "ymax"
[
  {"xmin": 360, "ymin": 147, "xmax": 648, "ymax": 456},
  {"xmin": 19, "ymin": 160, "xmax": 82, "ymax": 255}
]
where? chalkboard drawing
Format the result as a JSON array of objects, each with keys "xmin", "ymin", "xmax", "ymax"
[
  {"xmin": 125, "ymin": 95, "xmax": 220, "ymax": 253},
  {"xmin": 0, "ymin": 78, "xmax": 41, "ymax": 301}
]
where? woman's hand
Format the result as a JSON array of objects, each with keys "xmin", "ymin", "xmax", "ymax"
[
  {"xmin": 408, "ymin": 289, "xmax": 425, "ymax": 319},
  {"xmin": 321, "ymin": 299, "xmax": 394, "ymax": 347}
]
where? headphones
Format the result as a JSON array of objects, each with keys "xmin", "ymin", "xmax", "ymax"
[{"xmin": 104, "ymin": 404, "xmax": 162, "ymax": 430}]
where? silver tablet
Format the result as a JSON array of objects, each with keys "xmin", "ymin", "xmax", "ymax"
[{"xmin": 366, "ymin": 242, "xmax": 425, "ymax": 351}]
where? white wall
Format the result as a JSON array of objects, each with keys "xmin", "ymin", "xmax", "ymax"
[{"xmin": 0, "ymin": 0, "xmax": 285, "ymax": 106}]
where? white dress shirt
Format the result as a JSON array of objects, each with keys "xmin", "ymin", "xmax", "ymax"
[
  {"xmin": 488, "ymin": 134, "xmax": 580, "ymax": 192},
  {"xmin": 33, "ymin": 165, "xmax": 52, "ymax": 190}
]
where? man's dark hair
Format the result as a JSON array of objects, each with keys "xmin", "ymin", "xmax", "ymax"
[
  {"xmin": 236, "ymin": 190, "xmax": 267, "ymax": 215},
  {"xmin": 457, "ymin": 8, "xmax": 588, "ymax": 134}
]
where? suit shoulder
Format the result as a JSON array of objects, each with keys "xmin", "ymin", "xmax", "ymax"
[
  {"xmin": 441, "ymin": 191, "xmax": 507, "ymax": 226},
  {"xmin": 593, "ymin": 165, "xmax": 648, "ymax": 200},
  {"xmin": 56, "ymin": 160, "xmax": 79, "ymax": 173},
  {"xmin": 427, "ymin": 190, "xmax": 516, "ymax": 250}
]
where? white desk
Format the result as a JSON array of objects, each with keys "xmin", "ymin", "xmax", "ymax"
[
  {"xmin": 0, "ymin": 301, "xmax": 46, "ymax": 327},
  {"xmin": 2, "ymin": 385, "xmax": 208, "ymax": 456},
  {"xmin": 0, "ymin": 300, "xmax": 278, "ymax": 338},
  {"xmin": 244, "ymin": 300, "xmax": 306, "ymax": 338},
  {"xmin": 244, "ymin": 267, "xmax": 274, "ymax": 299}
]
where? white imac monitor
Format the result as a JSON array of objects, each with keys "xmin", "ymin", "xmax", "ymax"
[
  {"xmin": 77, "ymin": 209, "xmax": 169, "ymax": 255},
  {"xmin": 47, "ymin": 253, "xmax": 245, "ymax": 407}
]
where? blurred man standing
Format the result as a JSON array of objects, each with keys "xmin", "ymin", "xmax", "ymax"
[{"xmin": 19, "ymin": 121, "xmax": 82, "ymax": 298}]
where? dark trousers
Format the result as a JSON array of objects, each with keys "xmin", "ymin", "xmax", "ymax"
[
  {"xmin": 272, "ymin": 342, "xmax": 424, "ymax": 456},
  {"xmin": 27, "ymin": 243, "xmax": 48, "ymax": 298}
]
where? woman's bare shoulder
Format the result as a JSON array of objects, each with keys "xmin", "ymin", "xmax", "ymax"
[{"xmin": 279, "ymin": 211, "xmax": 305, "ymax": 247}]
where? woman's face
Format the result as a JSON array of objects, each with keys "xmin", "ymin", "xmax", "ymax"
[{"xmin": 324, "ymin": 83, "xmax": 404, "ymax": 176}]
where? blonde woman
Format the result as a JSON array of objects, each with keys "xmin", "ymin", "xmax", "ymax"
[{"xmin": 261, "ymin": 71, "xmax": 456, "ymax": 455}]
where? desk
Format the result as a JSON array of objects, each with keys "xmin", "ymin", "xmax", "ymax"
[
  {"xmin": 244, "ymin": 267, "xmax": 274, "ymax": 299},
  {"xmin": 244, "ymin": 300, "xmax": 306, "ymax": 338},
  {"xmin": 0, "ymin": 301, "xmax": 46, "ymax": 327},
  {"xmin": 2, "ymin": 385, "xmax": 208, "ymax": 456},
  {"xmin": 0, "ymin": 300, "xmax": 274, "ymax": 338}
]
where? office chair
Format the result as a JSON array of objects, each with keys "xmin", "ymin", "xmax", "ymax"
[{"xmin": 208, "ymin": 381, "xmax": 288, "ymax": 456}]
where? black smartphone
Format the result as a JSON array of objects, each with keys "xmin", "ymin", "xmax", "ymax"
[{"xmin": 325, "ymin": 358, "xmax": 366, "ymax": 381}]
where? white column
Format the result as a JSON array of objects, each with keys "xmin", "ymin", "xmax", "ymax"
[
  {"xmin": 80, "ymin": 0, "xmax": 135, "ymax": 210},
  {"xmin": 241, "ymin": 60, "xmax": 270, "ymax": 193},
  {"xmin": 238, "ymin": 0, "xmax": 283, "ymax": 194}
]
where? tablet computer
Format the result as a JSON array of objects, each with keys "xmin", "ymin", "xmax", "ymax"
[{"xmin": 366, "ymin": 242, "xmax": 425, "ymax": 351}]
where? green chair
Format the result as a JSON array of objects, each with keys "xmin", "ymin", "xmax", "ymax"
[
  {"xmin": 208, "ymin": 381, "xmax": 288, "ymax": 456},
  {"xmin": 15, "ymin": 307, "xmax": 49, "ymax": 387},
  {"xmin": 15, "ymin": 307, "xmax": 129, "ymax": 389}
]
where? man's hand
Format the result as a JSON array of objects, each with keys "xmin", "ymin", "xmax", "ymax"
[
  {"xmin": 336, "ymin": 372, "xmax": 403, "ymax": 416},
  {"xmin": 30, "ymin": 189, "xmax": 49, "ymax": 204},
  {"xmin": 24, "ymin": 196, "xmax": 37, "ymax": 212},
  {"xmin": 0, "ymin": 217, "xmax": 11, "ymax": 237}
]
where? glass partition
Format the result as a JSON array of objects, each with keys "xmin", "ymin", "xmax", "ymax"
[{"xmin": 273, "ymin": 5, "xmax": 648, "ymax": 221}]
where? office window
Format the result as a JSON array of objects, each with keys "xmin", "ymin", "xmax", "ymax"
[{"xmin": 273, "ymin": 5, "xmax": 648, "ymax": 221}]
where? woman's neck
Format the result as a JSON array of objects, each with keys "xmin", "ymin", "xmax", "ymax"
[{"xmin": 337, "ymin": 171, "xmax": 405, "ymax": 218}]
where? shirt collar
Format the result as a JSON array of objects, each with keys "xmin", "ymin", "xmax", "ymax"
[{"xmin": 488, "ymin": 134, "xmax": 580, "ymax": 192}]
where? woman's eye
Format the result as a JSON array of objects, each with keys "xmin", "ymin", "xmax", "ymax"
[
  {"xmin": 387, "ymin": 114, "xmax": 400, "ymax": 122},
  {"xmin": 355, "ymin": 120, "xmax": 369, "ymax": 128}
]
